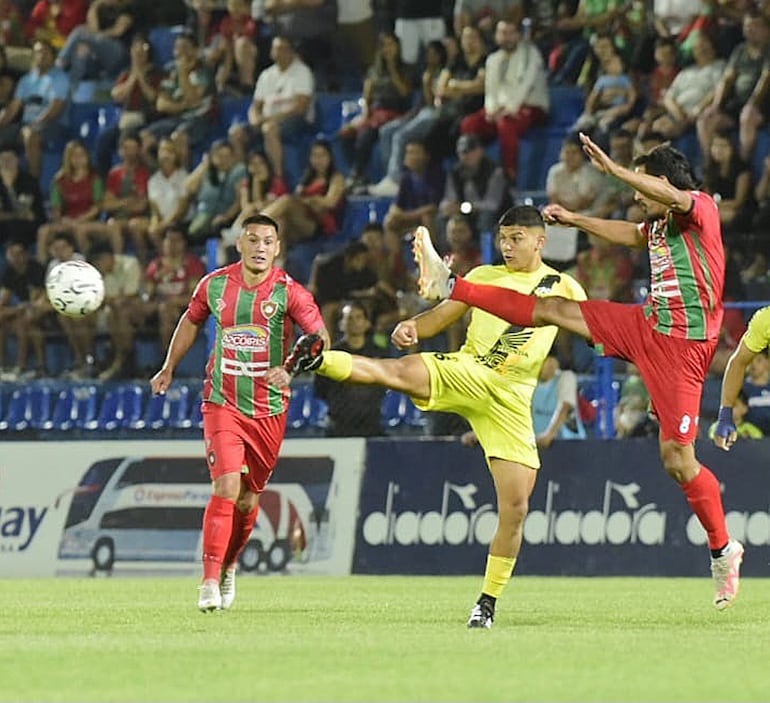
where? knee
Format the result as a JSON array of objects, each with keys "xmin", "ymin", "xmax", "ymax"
[
  {"xmin": 497, "ymin": 494, "xmax": 530, "ymax": 527},
  {"xmin": 261, "ymin": 119, "xmax": 278, "ymax": 138},
  {"xmin": 659, "ymin": 442, "xmax": 691, "ymax": 483},
  {"xmin": 237, "ymin": 493, "xmax": 259, "ymax": 513}
]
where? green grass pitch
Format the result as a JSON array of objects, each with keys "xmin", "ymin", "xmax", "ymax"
[{"xmin": 1, "ymin": 576, "xmax": 769, "ymax": 702}]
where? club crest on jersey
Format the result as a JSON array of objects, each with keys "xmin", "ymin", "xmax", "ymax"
[
  {"xmin": 261, "ymin": 300, "xmax": 278, "ymax": 319},
  {"xmin": 222, "ymin": 324, "xmax": 268, "ymax": 353}
]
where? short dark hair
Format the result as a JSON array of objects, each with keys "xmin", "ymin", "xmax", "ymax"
[
  {"xmin": 497, "ymin": 205, "xmax": 544, "ymax": 230},
  {"xmin": 343, "ymin": 240, "xmax": 369, "ymax": 259},
  {"xmin": 51, "ymin": 231, "xmax": 77, "ymax": 249},
  {"xmin": 240, "ymin": 213, "xmax": 279, "ymax": 236},
  {"xmin": 633, "ymin": 144, "xmax": 699, "ymax": 190},
  {"xmin": 87, "ymin": 241, "xmax": 115, "ymax": 261}
]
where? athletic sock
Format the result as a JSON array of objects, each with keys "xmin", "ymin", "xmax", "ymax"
[
  {"xmin": 223, "ymin": 505, "xmax": 260, "ymax": 571},
  {"xmin": 201, "ymin": 495, "xmax": 236, "ymax": 581},
  {"xmin": 481, "ymin": 554, "xmax": 517, "ymax": 599},
  {"xmin": 681, "ymin": 465, "xmax": 729, "ymax": 551},
  {"xmin": 451, "ymin": 276, "xmax": 536, "ymax": 327},
  {"xmin": 318, "ymin": 350, "xmax": 353, "ymax": 381}
]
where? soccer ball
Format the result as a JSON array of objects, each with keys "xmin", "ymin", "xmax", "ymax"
[{"xmin": 46, "ymin": 260, "xmax": 105, "ymax": 318}]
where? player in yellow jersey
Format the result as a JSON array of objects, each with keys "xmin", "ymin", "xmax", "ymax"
[
  {"xmin": 714, "ymin": 305, "xmax": 770, "ymax": 450},
  {"xmin": 280, "ymin": 206, "xmax": 587, "ymax": 629}
]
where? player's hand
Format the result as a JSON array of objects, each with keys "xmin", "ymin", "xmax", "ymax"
[
  {"xmin": 542, "ymin": 203, "xmax": 574, "ymax": 226},
  {"xmin": 578, "ymin": 131, "xmax": 615, "ymax": 176},
  {"xmin": 391, "ymin": 319, "xmax": 419, "ymax": 350},
  {"xmin": 150, "ymin": 366, "xmax": 173, "ymax": 395},
  {"xmin": 713, "ymin": 406, "xmax": 738, "ymax": 451},
  {"xmin": 265, "ymin": 366, "xmax": 291, "ymax": 388}
]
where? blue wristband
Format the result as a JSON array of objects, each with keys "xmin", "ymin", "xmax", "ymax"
[{"xmin": 717, "ymin": 406, "xmax": 733, "ymax": 423}]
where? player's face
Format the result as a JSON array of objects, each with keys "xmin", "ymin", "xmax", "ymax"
[
  {"xmin": 497, "ymin": 225, "xmax": 543, "ymax": 272},
  {"xmin": 632, "ymin": 166, "xmax": 668, "ymax": 220},
  {"xmin": 237, "ymin": 224, "xmax": 280, "ymax": 275}
]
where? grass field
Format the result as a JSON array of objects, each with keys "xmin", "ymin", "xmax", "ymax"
[{"xmin": 2, "ymin": 576, "xmax": 769, "ymax": 702}]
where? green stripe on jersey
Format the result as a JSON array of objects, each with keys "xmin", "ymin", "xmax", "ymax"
[
  {"xmin": 207, "ymin": 275, "xmax": 228, "ymax": 406},
  {"xmin": 235, "ymin": 287, "xmax": 256, "ymax": 414},
  {"xmin": 668, "ymin": 230, "xmax": 707, "ymax": 338},
  {"xmin": 267, "ymin": 283, "xmax": 287, "ymax": 414}
]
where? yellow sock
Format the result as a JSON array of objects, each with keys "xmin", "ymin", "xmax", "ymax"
[
  {"xmin": 318, "ymin": 350, "xmax": 353, "ymax": 381},
  {"xmin": 481, "ymin": 555, "xmax": 516, "ymax": 599}
]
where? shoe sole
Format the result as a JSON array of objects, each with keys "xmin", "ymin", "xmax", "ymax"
[
  {"xmin": 412, "ymin": 226, "xmax": 446, "ymax": 301},
  {"xmin": 198, "ymin": 603, "xmax": 221, "ymax": 613}
]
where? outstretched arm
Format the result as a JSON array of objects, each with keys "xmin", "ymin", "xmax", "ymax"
[
  {"xmin": 579, "ymin": 132, "xmax": 692, "ymax": 213},
  {"xmin": 150, "ymin": 313, "xmax": 202, "ymax": 394},
  {"xmin": 391, "ymin": 300, "xmax": 468, "ymax": 349},
  {"xmin": 713, "ymin": 340, "xmax": 757, "ymax": 451},
  {"xmin": 543, "ymin": 203, "xmax": 646, "ymax": 249}
]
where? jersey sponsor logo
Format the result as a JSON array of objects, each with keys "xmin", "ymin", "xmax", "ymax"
[
  {"xmin": 475, "ymin": 326, "xmax": 534, "ymax": 369},
  {"xmin": 532, "ymin": 273, "xmax": 561, "ymax": 297},
  {"xmin": 650, "ymin": 279, "xmax": 682, "ymax": 299},
  {"xmin": 222, "ymin": 324, "xmax": 269, "ymax": 352},
  {"xmin": 261, "ymin": 300, "xmax": 278, "ymax": 319},
  {"xmin": 220, "ymin": 358, "xmax": 270, "ymax": 377}
]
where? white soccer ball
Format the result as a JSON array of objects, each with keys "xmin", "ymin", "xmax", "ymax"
[{"xmin": 46, "ymin": 260, "xmax": 105, "ymax": 318}]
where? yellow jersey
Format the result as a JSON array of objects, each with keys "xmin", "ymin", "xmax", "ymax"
[
  {"xmin": 459, "ymin": 263, "xmax": 587, "ymax": 388},
  {"xmin": 742, "ymin": 305, "xmax": 770, "ymax": 354}
]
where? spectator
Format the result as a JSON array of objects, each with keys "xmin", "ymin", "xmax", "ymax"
[
  {"xmin": 369, "ymin": 38, "xmax": 447, "ymax": 198},
  {"xmin": 696, "ymin": 12, "xmax": 770, "ymax": 163},
  {"xmin": 88, "ymin": 241, "xmax": 143, "ymax": 380},
  {"xmin": 614, "ymin": 362, "xmax": 656, "ymax": 438},
  {"xmin": 228, "ymin": 35, "xmax": 314, "ymax": 180},
  {"xmin": 55, "ymin": 0, "xmax": 135, "ymax": 89},
  {"xmin": 261, "ymin": 138, "xmax": 345, "ymax": 248},
  {"xmin": 0, "ymin": 240, "xmax": 48, "ymax": 379},
  {"xmin": 98, "ymin": 132, "xmax": 151, "ymax": 260},
  {"xmin": 230, "ymin": 149, "xmax": 289, "ymax": 234},
  {"xmin": 307, "ymin": 240, "xmax": 379, "ymax": 337},
  {"xmin": 439, "ymin": 133, "xmax": 507, "ymax": 238},
  {"xmin": 532, "ymin": 353, "xmax": 586, "ymax": 447},
  {"xmin": 95, "ymin": 33, "xmax": 162, "ymax": 177},
  {"xmin": 314, "ymin": 300, "xmax": 387, "ymax": 437},
  {"xmin": 0, "ymin": 0, "xmax": 29, "ymax": 74},
  {"xmin": 392, "ymin": 0, "xmax": 446, "ymax": 69},
  {"xmin": 335, "ymin": 0, "xmax": 377, "ymax": 86},
  {"xmin": 0, "ymin": 46, "xmax": 18, "ymax": 110},
  {"xmin": 596, "ymin": 128, "xmax": 636, "ymax": 220},
  {"xmin": 184, "ymin": 138, "xmax": 246, "ymax": 242},
  {"xmin": 648, "ymin": 33, "xmax": 724, "ymax": 141},
  {"xmin": 0, "ymin": 146, "xmax": 45, "ymax": 248},
  {"xmin": 743, "ymin": 349, "xmax": 770, "ymax": 434},
  {"xmin": 453, "ymin": 0, "xmax": 523, "ymax": 51},
  {"xmin": 751, "ymin": 150, "xmax": 770, "ymax": 235},
  {"xmin": 140, "ymin": 31, "xmax": 215, "ymax": 171},
  {"xmin": 339, "ymin": 32, "xmax": 412, "ymax": 192},
  {"xmin": 546, "ymin": 132, "xmax": 606, "ymax": 217},
  {"xmin": 701, "ymin": 130, "xmax": 755, "ymax": 242},
  {"xmin": 0, "ymin": 39, "xmax": 68, "ymax": 179},
  {"xmin": 25, "ymin": 0, "xmax": 89, "ymax": 54},
  {"xmin": 263, "ymin": 0, "xmax": 337, "ymax": 90},
  {"xmin": 143, "ymin": 226, "xmax": 206, "ymax": 346},
  {"xmin": 206, "ymin": 0, "xmax": 259, "ymax": 95},
  {"xmin": 36, "ymin": 140, "xmax": 106, "ymax": 264},
  {"xmin": 573, "ymin": 234, "xmax": 634, "ymax": 302},
  {"xmin": 129, "ymin": 137, "xmax": 190, "ymax": 262},
  {"xmin": 708, "ymin": 389, "xmax": 763, "ymax": 441},
  {"xmin": 460, "ymin": 19, "xmax": 549, "ymax": 183},
  {"xmin": 442, "ymin": 214, "xmax": 481, "ymax": 351},
  {"xmin": 571, "ymin": 51, "xmax": 637, "ymax": 149},
  {"xmin": 383, "ymin": 139, "xmax": 443, "ymax": 249}
]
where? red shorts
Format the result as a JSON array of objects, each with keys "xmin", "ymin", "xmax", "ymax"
[
  {"xmin": 202, "ymin": 402, "xmax": 288, "ymax": 493},
  {"xmin": 581, "ymin": 301, "xmax": 718, "ymax": 444}
]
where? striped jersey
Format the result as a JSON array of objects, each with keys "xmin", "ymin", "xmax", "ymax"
[
  {"xmin": 186, "ymin": 263, "xmax": 323, "ymax": 418},
  {"xmin": 642, "ymin": 191, "xmax": 724, "ymax": 341}
]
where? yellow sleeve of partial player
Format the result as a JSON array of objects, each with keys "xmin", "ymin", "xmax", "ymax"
[{"xmin": 742, "ymin": 305, "xmax": 770, "ymax": 355}]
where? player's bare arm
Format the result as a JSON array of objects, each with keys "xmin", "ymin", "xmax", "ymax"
[
  {"xmin": 151, "ymin": 313, "xmax": 201, "ymax": 394},
  {"xmin": 543, "ymin": 203, "xmax": 646, "ymax": 249},
  {"xmin": 579, "ymin": 132, "xmax": 692, "ymax": 213},
  {"xmin": 714, "ymin": 341, "xmax": 759, "ymax": 451},
  {"xmin": 391, "ymin": 299, "xmax": 469, "ymax": 349}
]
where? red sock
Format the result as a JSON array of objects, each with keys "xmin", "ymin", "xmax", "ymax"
[
  {"xmin": 681, "ymin": 465, "xmax": 729, "ymax": 550},
  {"xmin": 223, "ymin": 506, "xmax": 260, "ymax": 571},
  {"xmin": 451, "ymin": 276, "xmax": 536, "ymax": 326},
  {"xmin": 201, "ymin": 495, "xmax": 236, "ymax": 581}
]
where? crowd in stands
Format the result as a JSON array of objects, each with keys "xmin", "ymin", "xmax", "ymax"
[{"xmin": 1, "ymin": 0, "xmax": 769, "ymax": 440}]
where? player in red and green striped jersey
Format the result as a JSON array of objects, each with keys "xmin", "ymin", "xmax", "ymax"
[
  {"xmin": 414, "ymin": 133, "xmax": 744, "ymax": 611},
  {"xmin": 151, "ymin": 213, "xmax": 329, "ymax": 612}
]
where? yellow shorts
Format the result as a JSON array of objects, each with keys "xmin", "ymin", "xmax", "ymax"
[{"xmin": 414, "ymin": 352, "xmax": 540, "ymax": 469}]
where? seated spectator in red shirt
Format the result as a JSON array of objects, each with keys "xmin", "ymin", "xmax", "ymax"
[
  {"xmin": 142, "ymin": 226, "xmax": 206, "ymax": 345},
  {"xmin": 36, "ymin": 139, "xmax": 106, "ymax": 264},
  {"xmin": 261, "ymin": 138, "xmax": 345, "ymax": 247},
  {"xmin": 26, "ymin": 0, "xmax": 88, "ymax": 53},
  {"xmin": 205, "ymin": 0, "xmax": 259, "ymax": 95}
]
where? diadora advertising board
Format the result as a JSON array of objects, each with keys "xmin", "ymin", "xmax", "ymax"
[
  {"xmin": 354, "ymin": 437, "xmax": 770, "ymax": 576},
  {"xmin": 0, "ymin": 439, "xmax": 365, "ymax": 577}
]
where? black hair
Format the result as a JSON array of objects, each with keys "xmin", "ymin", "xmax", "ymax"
[
  {"xmin": 343, "ymin": 240, "xmax": 369, "ymax": 258},
  {"xmin": 633, "ymin": 144, "xmax": 699, "ymax": 190},
  {"xmin": 87, "ymin": 241, "xmax": 115, "ymax": 261},
  {"xmin": 241, "ymin": 213, "xmax": 279, "ymax": 236},
  {"xmin": 51, "ymin": 230, "xmax": 78, "ymax": 249},
  {"xmin": 497, "ymin": 205, "xmax": 545, "ymax": 230},
  {"xmin": 299, "ymin": 138, "xmax": 337, "ymax": 187}
]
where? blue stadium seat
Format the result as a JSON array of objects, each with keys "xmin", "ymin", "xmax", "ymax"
[
  {"xmin": 95, "ymin": 386, "xmax": 122, "ymax": 431},
  {"xmin": 189, "ymin": 393, "xmax": 204, "ymax": 429},
  {"xmin": 46, "ymin": 384, "xmax": 100, "ymax": 431},
  {"xmin": 287, "ymin": 383, "xmax": 311, "ymax": 430},
  {"xmin": 134, "ymin": 384, "xmax": 191, "ymax": 430},
  {"xmin": 121, "ymin": 383, "xmax": 147, "ymax": 429},
  {"xmin": 381, "ymin": 389, "xmax": 408, "ymax": 429},
  {"xmin": 0, "ymin": 385, "xmax": 54, "ymax": 431},
  {"xmin": 547, "ymin": 85, "xmax": 585, "ymax": 128},
  {"xmin": 306, "ymin": 395, "xmax": 329, "ymax": 432},
  {"xmin": 148, "ymin": 25, "xmax": 186, "ymax": 70}
]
